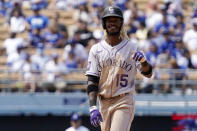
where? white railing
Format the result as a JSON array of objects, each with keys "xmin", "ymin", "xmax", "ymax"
[{"xmin": 0, "ymin": 68, "xmax": 196, "ymax": 93}]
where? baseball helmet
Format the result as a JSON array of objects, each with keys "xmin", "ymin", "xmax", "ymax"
[{"xmin": 102, "ymin": 5, "xmax": 123, "ymax": 29}]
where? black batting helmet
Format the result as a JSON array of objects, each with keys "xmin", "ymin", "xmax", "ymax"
[{"xmin": 102, "ymin": 5, "xmax": 123, "ymax": 29}]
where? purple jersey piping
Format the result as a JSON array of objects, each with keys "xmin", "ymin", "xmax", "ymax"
[
  {"xmin": 100, "ymin": 42, "xmax": 110, "ymax": 56},
  {"xmin": 115, "ymin": 40, "xmax": 129, "ymax": 57}
]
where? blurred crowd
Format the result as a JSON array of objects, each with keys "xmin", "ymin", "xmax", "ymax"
[{"xmin": 0, "ymin": 0, "xmax": 197, "ymax": 94}]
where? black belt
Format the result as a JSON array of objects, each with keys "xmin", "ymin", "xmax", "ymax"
[{"xmin": 100, "ymin": 92, "xmax": 130, "ymax": 100}]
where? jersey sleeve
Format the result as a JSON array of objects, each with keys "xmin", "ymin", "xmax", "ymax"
[{"xmin": 85, "ymin": 45, "xmax": 100, "ymax": 77}]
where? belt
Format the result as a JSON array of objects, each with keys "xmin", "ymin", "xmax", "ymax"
[{"xmin": 100, "ymin": 92, "xmax": 130, "ymax": 100}]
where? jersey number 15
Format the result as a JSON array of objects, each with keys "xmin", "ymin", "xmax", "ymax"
[{"xmin": 116, "ymin": 74, "xmax": 128, "ymax": 88}]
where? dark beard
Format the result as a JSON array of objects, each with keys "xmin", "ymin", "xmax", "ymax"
[
  {"xmin": 106, "ymin": 31, "xmax": 120, "ymax": 36},
  {"xmin": 106, "ymin": 26, "xmax": 121, "ymax": 36}
]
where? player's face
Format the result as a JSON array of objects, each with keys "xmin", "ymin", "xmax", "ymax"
[
  {"xmin": 105, "ymin": 16, "xmax": 122, "ymax": 36},
  {"xmin": 71, "ymin": 120, "xmax": 81, "ymax": 128}
]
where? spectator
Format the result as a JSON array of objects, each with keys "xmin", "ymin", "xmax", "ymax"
[
  {"xmin": 3, "ymin": 32, "xmax": 27, "ymax": 56},
  {"xmin": 152, "ymin": 49, "xmax": 171, "ymax": 93},
  {"xmin": 28, "ymin": 28, "xmax": 45, "ymax": 48},
  {"xmin": 173, "ymin": 14, "xmax": 185, "ymax": 37},
  {"xmin": 73, "ymin": 2, "xmax": 91, "ymax": 24},
  {"xmin": 145, "ymin": 1, "xmax": 163, "ymax": 29},
  {"xmin": 139, "ymin": 29, "xmax": 164, "ymax": 53},
  {"xmin": 183, "ymin": 18, "xmax": 197, "ymax": 68},
  {"xmin": 168, "ymin": 58, "xmax": 188, "ymax": 94},
  {"xmin": 20, "ymin": 53, "xmax": 37, "ymax": 92},
  {"xmin": 6, "ymin": 45, "xmax": 25, "ymax": 67},
  {"xmin": 123, "ymin": 1, "xmax": 141, "ymax": 25},
  {"xmin": 75, "ymin": 20, "xmax": 93, "ymax": 47},
  {"xmin": 44, "ymin": 53, "xmax": 67, "ymax": 82},
  {"xmin": 161, "ymin": 4, "xmax": 177, "ymax": 26},
  {"xmin": 173, "ymin": 38, "xmax": 190, "ymax": 69},
  {"xmin": 26, "ymin": 7, "xmax": 49, "ymax": 31},
  {"xmin": 166, "ymin": 0, "xmax": 182, "ymax": 16},
  {"xmin": 128, "ymin": 5, "xmax": 146, "ymax": 27},
  {"xmin": 31, "ymin": 48, "xmax": 50, "ymax": 71},
  {"xmin": 49, "ymin": 0, "xmax": 77, "ymax": 10},
  {"xmin": 65, "ymin": 112, "xmax": 89, "ymax": 131},
  {"xmin": 92, "ymin": 29, "xmax": 103, "ymax": 42},
  {"xmin": 54, "ymin": 0, "xmax": 68, "ymax": 10},
  {"xmin": 52, "ymin": 12, "xmax": 68, "ymax": 43},
  {"xmin": 89, "ymin": 1, "xmax": 104, "ymax": 28},
  {"xmin": 5, "ymin": 1, "xmax": 24, "ymax": 24},
  {"xmin": 159, "ymin": 30, "xmax": 175, "ymax": 57},
  {"xmin": 85, "ymin": 38, "xmax": 96, "ymax": 54},
  {"xmin": 64, "ymin": 50, "xmax": 78, "ymax": 69},
  {"xmin": 30, "ymin": 0, "xmax": 48, "ymax": 10},
  {"xmin": 126, "ymin": 3, "xmax": 145, "ymax": 37},
  {"xmin": 141, "ymin": 42, "xmax": 160, "ymax": 94},
  {"xmin": 191, "ymin": 7, "xmax": 197, "ymax": 18},
  {"xmin": 91, "ymin": 0, "xmax": 106, "ymax": 7},
  {"xmin": 135, "ymin": 21, "xmax": 148, "ymax": 46},
  {"xmin": 11, "ymin": 54, "xmax": 26, "ymax": 72},
  {"xmin": 146, "ymin": 42, "xmax": 160, "ymax": 67},
  {"xmin": 63, "ymin": 38, "xmax": 88, "ymax": 68},
  {"xmin": 0, "ymin": 0, "xmax": 12, "ymax": 17},
  {"xmin": 42, "ymin": 53, "xmax": 68, "ymax": 92},
  {"xmin": 43, "ymin": 21, "xmax": 64, "ymax": 48},
  {"xmin": 114, "ymin": 0, "xmax": 128, "ymax": 10},
  {"xmin": 127, "ymin": 20, "xmax": 138, "ymax": 37},
  {"xmin": 9, "ymin": 9, "xmax": 26, "ymax": 33},
  {"xmin": 154, "ymin": 11, "xmax": 175, "ymax": 34},
  {"xmin": 155, "ymin": 51, "xmax": 171, "ymax": 69},
  {"xmin": 150, "ymin": 29, "xmax": 166, "ymax": 48},
  {"xmin": 52, "ymin": 12, "xmax": 67, "ymax": 33}
]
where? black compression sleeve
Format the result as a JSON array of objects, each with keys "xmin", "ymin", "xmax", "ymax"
[
  {"xmin": 87, "ymin": 84, "xmax": 98, "ymax": 94},
  {"xmin": 87, "ymin": 75, "xmax": 100, "ymax": 83},
  {"xmin": 87, "ymin": 75, "xmax": 100, "ymax": 94}
]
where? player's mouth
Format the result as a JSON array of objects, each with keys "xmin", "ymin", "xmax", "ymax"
[{"xmin": 108, "ymin": 25, "xmax": 118, "ymax": 31}]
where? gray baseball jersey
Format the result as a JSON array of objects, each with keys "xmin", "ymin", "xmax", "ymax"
[{"xmin": 86, "ymin": 39, "xmax": 141, "ymax": 98}]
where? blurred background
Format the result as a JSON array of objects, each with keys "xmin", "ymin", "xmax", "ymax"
[{"xmin": 0, "ymin": 0, "xmax": 197, "ymax": 131}]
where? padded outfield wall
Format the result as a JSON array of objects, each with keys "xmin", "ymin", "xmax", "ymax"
[{"xmin": 0, "ymin": 92, "xmax": 196, "ymax": 131}]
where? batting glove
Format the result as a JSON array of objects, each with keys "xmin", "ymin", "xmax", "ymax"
[
  {"xmin": 132, "ymin": 51, "xmax": 146, "ymax": 63},
  {"xmin": 89, "ymin": 106, "xmax": 103, "ymax": 127}
]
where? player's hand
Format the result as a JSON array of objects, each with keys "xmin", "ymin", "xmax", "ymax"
[
  {"xmin": 132, "ymin": 51, "xmax": 146, "ymax": 63},
  {"xmin": 90, "ymin": 106, "xmax": 103, "ymax": 127}
]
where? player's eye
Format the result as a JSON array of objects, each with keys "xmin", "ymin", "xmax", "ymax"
[{"xmin": 106, "ymin": 20, "xmax": 122, "ymax": 24}]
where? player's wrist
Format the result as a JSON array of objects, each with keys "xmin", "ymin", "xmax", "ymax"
[
  {"xmin": 141, "ymin": 60, "xmax": 148, "ymax": 66},
  {"xmin": 89, "ymin": 106, "xmax": 98, "ymax": 112},
  {"xmin": 139, "ymin": 57, "xmax": 146, "ymax": 63}
]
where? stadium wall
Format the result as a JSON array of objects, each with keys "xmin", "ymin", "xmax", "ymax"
[
  {"xmin": 0, "ymin": 93, "xmax": 197, "ymax": 131},
  {"xmin": 0, "ymin": 92, "xmax": 197, "ymax": 116},
  {"xmin": 0, "ymin": 115, "xmax": 171, "ymax": 131}
]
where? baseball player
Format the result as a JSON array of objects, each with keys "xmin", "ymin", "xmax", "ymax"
[{"xmin": 85, "ymin": 5, "xmax": 153, "ymax": 131}]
